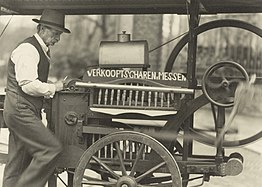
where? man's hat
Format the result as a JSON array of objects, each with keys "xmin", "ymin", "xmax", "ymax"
[{"xmin": 33, "ymin": 9, "xmax": 70, "ymax": 33}]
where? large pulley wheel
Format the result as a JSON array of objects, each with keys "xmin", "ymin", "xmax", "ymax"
[
  {"xmin": 202, "ymin": 61, "xmax": 249, "ymax": 107},
  {"xmin": 73, "ymin": 131, "xmax": 182, "ymax": 187},
  {"xmin": 163, "ymin": 19, "xmax": 262, "ymax": 147},
  {"xmin": 165, "ymin": 19, "xmax": 262, "ymax": 72}
]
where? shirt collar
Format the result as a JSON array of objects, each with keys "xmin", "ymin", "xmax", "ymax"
[{"xmin": 34, "ymin": 33, "xmax": 49, "ymax": 53}]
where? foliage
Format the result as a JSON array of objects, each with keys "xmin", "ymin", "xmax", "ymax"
[{"xmin": 49, "ymin": 15, "xmax": 117, "ymax": 79}]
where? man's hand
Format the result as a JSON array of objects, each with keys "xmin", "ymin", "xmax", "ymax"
[{"xmin": 54, "ymin": 81, "xmax": 64, "ymax": 92}]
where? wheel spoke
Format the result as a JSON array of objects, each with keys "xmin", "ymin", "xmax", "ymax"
[
  {"xmin": 83, "ymin": 175, "xmax": 103, "ymax": 181},
  {"xmin": 82, "ymin": 180, "xmax": 116, "ymax": 186},
  {"xmin": 136, "ymin": 162, "xmax": 166, "ymax": 182},
  {"xmin": 225, "ymin": 86, "xmax": 231, "ymax": 93},
  {"xmin": 140, "ymin": 176, "xmax": 172, "ymax": 184},
  {"xmin": 229, "ymin": 78, "xmax": 241, "ymax": 84},
  {"xmin": 213, "ymin": 67, "xmax": 226, "ymax": 79},
  {"xmin": 92, "ymin": 156, "xmax": 120, "ymax": 179},
  {"xmin": 115, "ymin": 141, "xmax": 127, "ymax": 176},
  {"xmin": 206, "ymin": 80, "xmax": 223, "ymax": 89},
  {"xmin": 138, "ymin": 183, "xmax": 172, "ymax": 187},
  {"xmin": 130, "ymin": 144, "xmax": 145, "ymax": 177},
  {"xmin": 219, "ymin": 67, "xmax": 226, "ymax": 79}
]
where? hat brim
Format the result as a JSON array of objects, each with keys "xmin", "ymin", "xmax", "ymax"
[{"xmin": 33, "ymin": 19, "xmax": 71, "ymax": 33}]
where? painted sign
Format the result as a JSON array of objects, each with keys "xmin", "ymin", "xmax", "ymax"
[{"xmin": 86, "ymin": 69, "xmax": 187, "ymax": 82}]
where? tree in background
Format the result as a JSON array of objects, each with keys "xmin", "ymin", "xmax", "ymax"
[
  {"xmin": 50, "ymin": 15, "xmax": 117, "ymax": 80},
  {"xmin": 161, "ymin": 14, "xmax": 262, "ymax": 78}
]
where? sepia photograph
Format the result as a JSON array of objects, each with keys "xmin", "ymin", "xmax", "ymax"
[{"xmin": 0, "ymin": 0, "xmax": 262, "ymax": 187}]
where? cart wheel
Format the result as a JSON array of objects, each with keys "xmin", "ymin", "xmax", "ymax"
[
  {"xmin": 202, "ymin": 61, "xmax": 249, "ymax": 107},
  {"xmin": 73, "ymin": 131, "xmax": 182, "ymax": 187}
]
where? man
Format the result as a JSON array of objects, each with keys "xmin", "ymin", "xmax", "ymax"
[{"xmin": 3, "ymin": 9, "xmax": 70, "ymax": 187}]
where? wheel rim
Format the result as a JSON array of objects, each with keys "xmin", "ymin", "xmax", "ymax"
[
  {"xmin": 202, "ymin": 61, "xmax": 249, "ymax": 107},
  {"xmin": 164, "ymin": 19, "xmax": 262, "ymax": 72},
  {"xmin": 73, "ymin": 131, "xmax": 182, "ymax": 187}
]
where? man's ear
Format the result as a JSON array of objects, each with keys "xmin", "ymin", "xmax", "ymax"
[{"xmin": 40, "ymin": 25, "xmax": 46, "ymax": 32}]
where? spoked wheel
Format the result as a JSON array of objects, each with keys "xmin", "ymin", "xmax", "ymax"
[
  {"xmin": 73, "ymin": 131, "xmax": 182, "ymax": 187},
  {"xmin": 202, "ymin": 61, "xmax": 249, "ymax": 107}
]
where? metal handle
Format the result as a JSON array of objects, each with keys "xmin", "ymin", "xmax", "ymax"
[{"xmin": 75, "ymin": 81, "xmax": 194, "ymax": 94}]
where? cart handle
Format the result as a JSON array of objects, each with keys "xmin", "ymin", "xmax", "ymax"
[{"xmin": 75, "ymin": 81, "xmax": 194, "ymax": 94}]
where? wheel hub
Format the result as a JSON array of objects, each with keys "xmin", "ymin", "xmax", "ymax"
[
  {"xmin": 117, "ymin": 176, "xmax": 137, "ymax": 187},
  {"xmin": 222, "ymin": 80, "xmax": 229, "ymax": 88}
]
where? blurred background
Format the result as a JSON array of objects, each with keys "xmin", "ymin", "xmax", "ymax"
[{"xmin": 1, "ymin": 13, "xmax": 262, "ymax": 90}]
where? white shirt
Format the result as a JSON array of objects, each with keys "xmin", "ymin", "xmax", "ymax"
[{"xmin": 11, "ymin": 33, "xmax": 56, "ymax": 98}]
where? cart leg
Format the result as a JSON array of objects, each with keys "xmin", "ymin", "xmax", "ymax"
[
  {"xmin": 182, "ymin": 173, "xmax": 189, "ymax": 187},
  {"xmin": 48, "ymin": 173, "xmax": 57, "ymax": 187},
  {"xmin": 216, "ymin": 107, "xmax": 225, "ymax": 162},
  {"xmin": 67, "ymin": 168, "xmax": 74, "ymax": 187},
  {"xmin": 181, "ymin": 0, "xmax": 200, "ymax": 186}
]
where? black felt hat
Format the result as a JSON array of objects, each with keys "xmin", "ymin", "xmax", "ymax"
[{"xmin": 33, "ymin": 9, "xmax": 70, "ymax": 33}]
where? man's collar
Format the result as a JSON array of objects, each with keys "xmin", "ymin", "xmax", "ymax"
[{"xmin": 34, "ymin": 33, "xmax": 49, "ymax": 53}]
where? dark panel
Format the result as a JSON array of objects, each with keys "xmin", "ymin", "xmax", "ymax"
[
  {"xmin": 0, "ymin": 0, "xmax": 187, "ymax": 15},
  {"xmin": 0, "ymin": 0, "xmax": 262, "ymax": 14},
  {"xmin": 201, "ymin": 0, "xmax": 262, "ymax": 14}
]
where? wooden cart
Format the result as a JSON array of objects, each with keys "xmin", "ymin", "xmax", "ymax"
[{"xmin": 1, "ymin": 1, "xmax": 262, "ymax": 187}]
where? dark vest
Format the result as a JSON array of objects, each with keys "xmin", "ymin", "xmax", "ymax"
[{"xmin": 6, "ymin": 36, "xmax": 50, "ymax": 111}]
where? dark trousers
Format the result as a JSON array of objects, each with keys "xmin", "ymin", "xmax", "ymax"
[{"xmin": 2, "ymin": 92, "xmax": 62, "ymax": 187}]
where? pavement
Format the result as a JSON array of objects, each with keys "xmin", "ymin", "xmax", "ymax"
[{"xmin": 0, "ymin": 108, "xmax": 262, "ymax": 187}]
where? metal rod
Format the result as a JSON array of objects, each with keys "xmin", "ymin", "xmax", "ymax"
[
  {"xmin": 117, "ymin": 90, "xmax": 121, "ymax": 106},
  {"xmin": 92, "ymin": 134, "xmax": 95, "ymax": 144},
  {"xmin": 171, "ymin": 92, "xmax": 175, "ymax": 100},
  {"xmin": 135, "ymin": 84, "xmax": 139, "ymax": 106},
  {"xmin": 123, "ymin": 140, "xmax": 127, "ymax": 159},
  {"xmin": 182, "ymin": 1, "xmax": 199, "ymax": 183},
  {"xmin": 161, "ymin": 92, "xmax": 164, "ymax": 107},
  {"xmin": 154, "ymin": 92, "xmax": 158, "ymax": 107},
  {"xmin": 110, "ymin": 89, "xmax": 114, "ymax": 105},
  {"xmin": 129, "ymin": 141, "xmax": 133, "ymax": 160},
  {"xmin": 148, "ymin": 91, "xmax": 151, "ymax": 107},
  {"xmin": 122, "ymin": 89, "xmax": 126, "ymax": 106},
  {"xmin": 216, "ymin": 107, "xmax": 225, "ymax": 162},
  {"xmin": 129, "ymin": 85, "xmax": 133, "ymax": 106},
  {"xmin": 75, "ymin": 82, "xmax": 194, "ymax": 94},
  {"xmin": 110, "ymin": 143, "xmax": 113, "ymax": 158},
  {"xmin": 167, "ymin": 93, "xmax": 170, "ymax": 107},
  {"xmin": 98, "ymin": 135, "xmax": 101, "ymax": 158},
  {"xmin": 104, "ymin": 89, "xmax": 108, "ymax": 105},
  {"xmin": 142, "ymin": 145, "xmax": 146, "ymax": 160},
  {"xmin": 98, "ymin": 89, "xmax": 102, "ymax": 105},
  {"xmin": 141, "ymin": 90, "xmax": 145, "ymax": 107},
  {"xmin": 105, "ymin": 144, "xmax": 108, "ymax": 158}
]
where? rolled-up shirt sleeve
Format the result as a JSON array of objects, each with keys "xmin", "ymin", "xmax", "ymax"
[
  {"xmin": 22, "ymin": 80, "xmax": 56, "ymax": 97},
  {"xmin": 12, "ymin": 43, "xmax": 56, "ymax": 97}
]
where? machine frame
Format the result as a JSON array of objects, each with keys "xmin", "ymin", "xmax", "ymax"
[{"xmin": 1, "ymin": 1, "xmax": 262, "ymax": 187}]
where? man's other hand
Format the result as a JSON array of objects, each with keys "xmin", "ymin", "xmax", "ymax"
[{"xmin": 54, "ymin": 81, "xmax": 64, "ymax": 92}]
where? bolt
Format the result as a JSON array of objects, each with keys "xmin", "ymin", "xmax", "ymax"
[
  {"xmin": 222, "ymin": 80, "xmax": 229, "ymax": 87},
  {"xmin": 121, "ymin": 184, "xmax": 128, "ymax": 187}
]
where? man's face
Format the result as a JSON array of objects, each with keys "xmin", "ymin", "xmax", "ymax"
[{"xmin": 42, "ymin": 26, "xmax": 63, "ymax": 47}]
